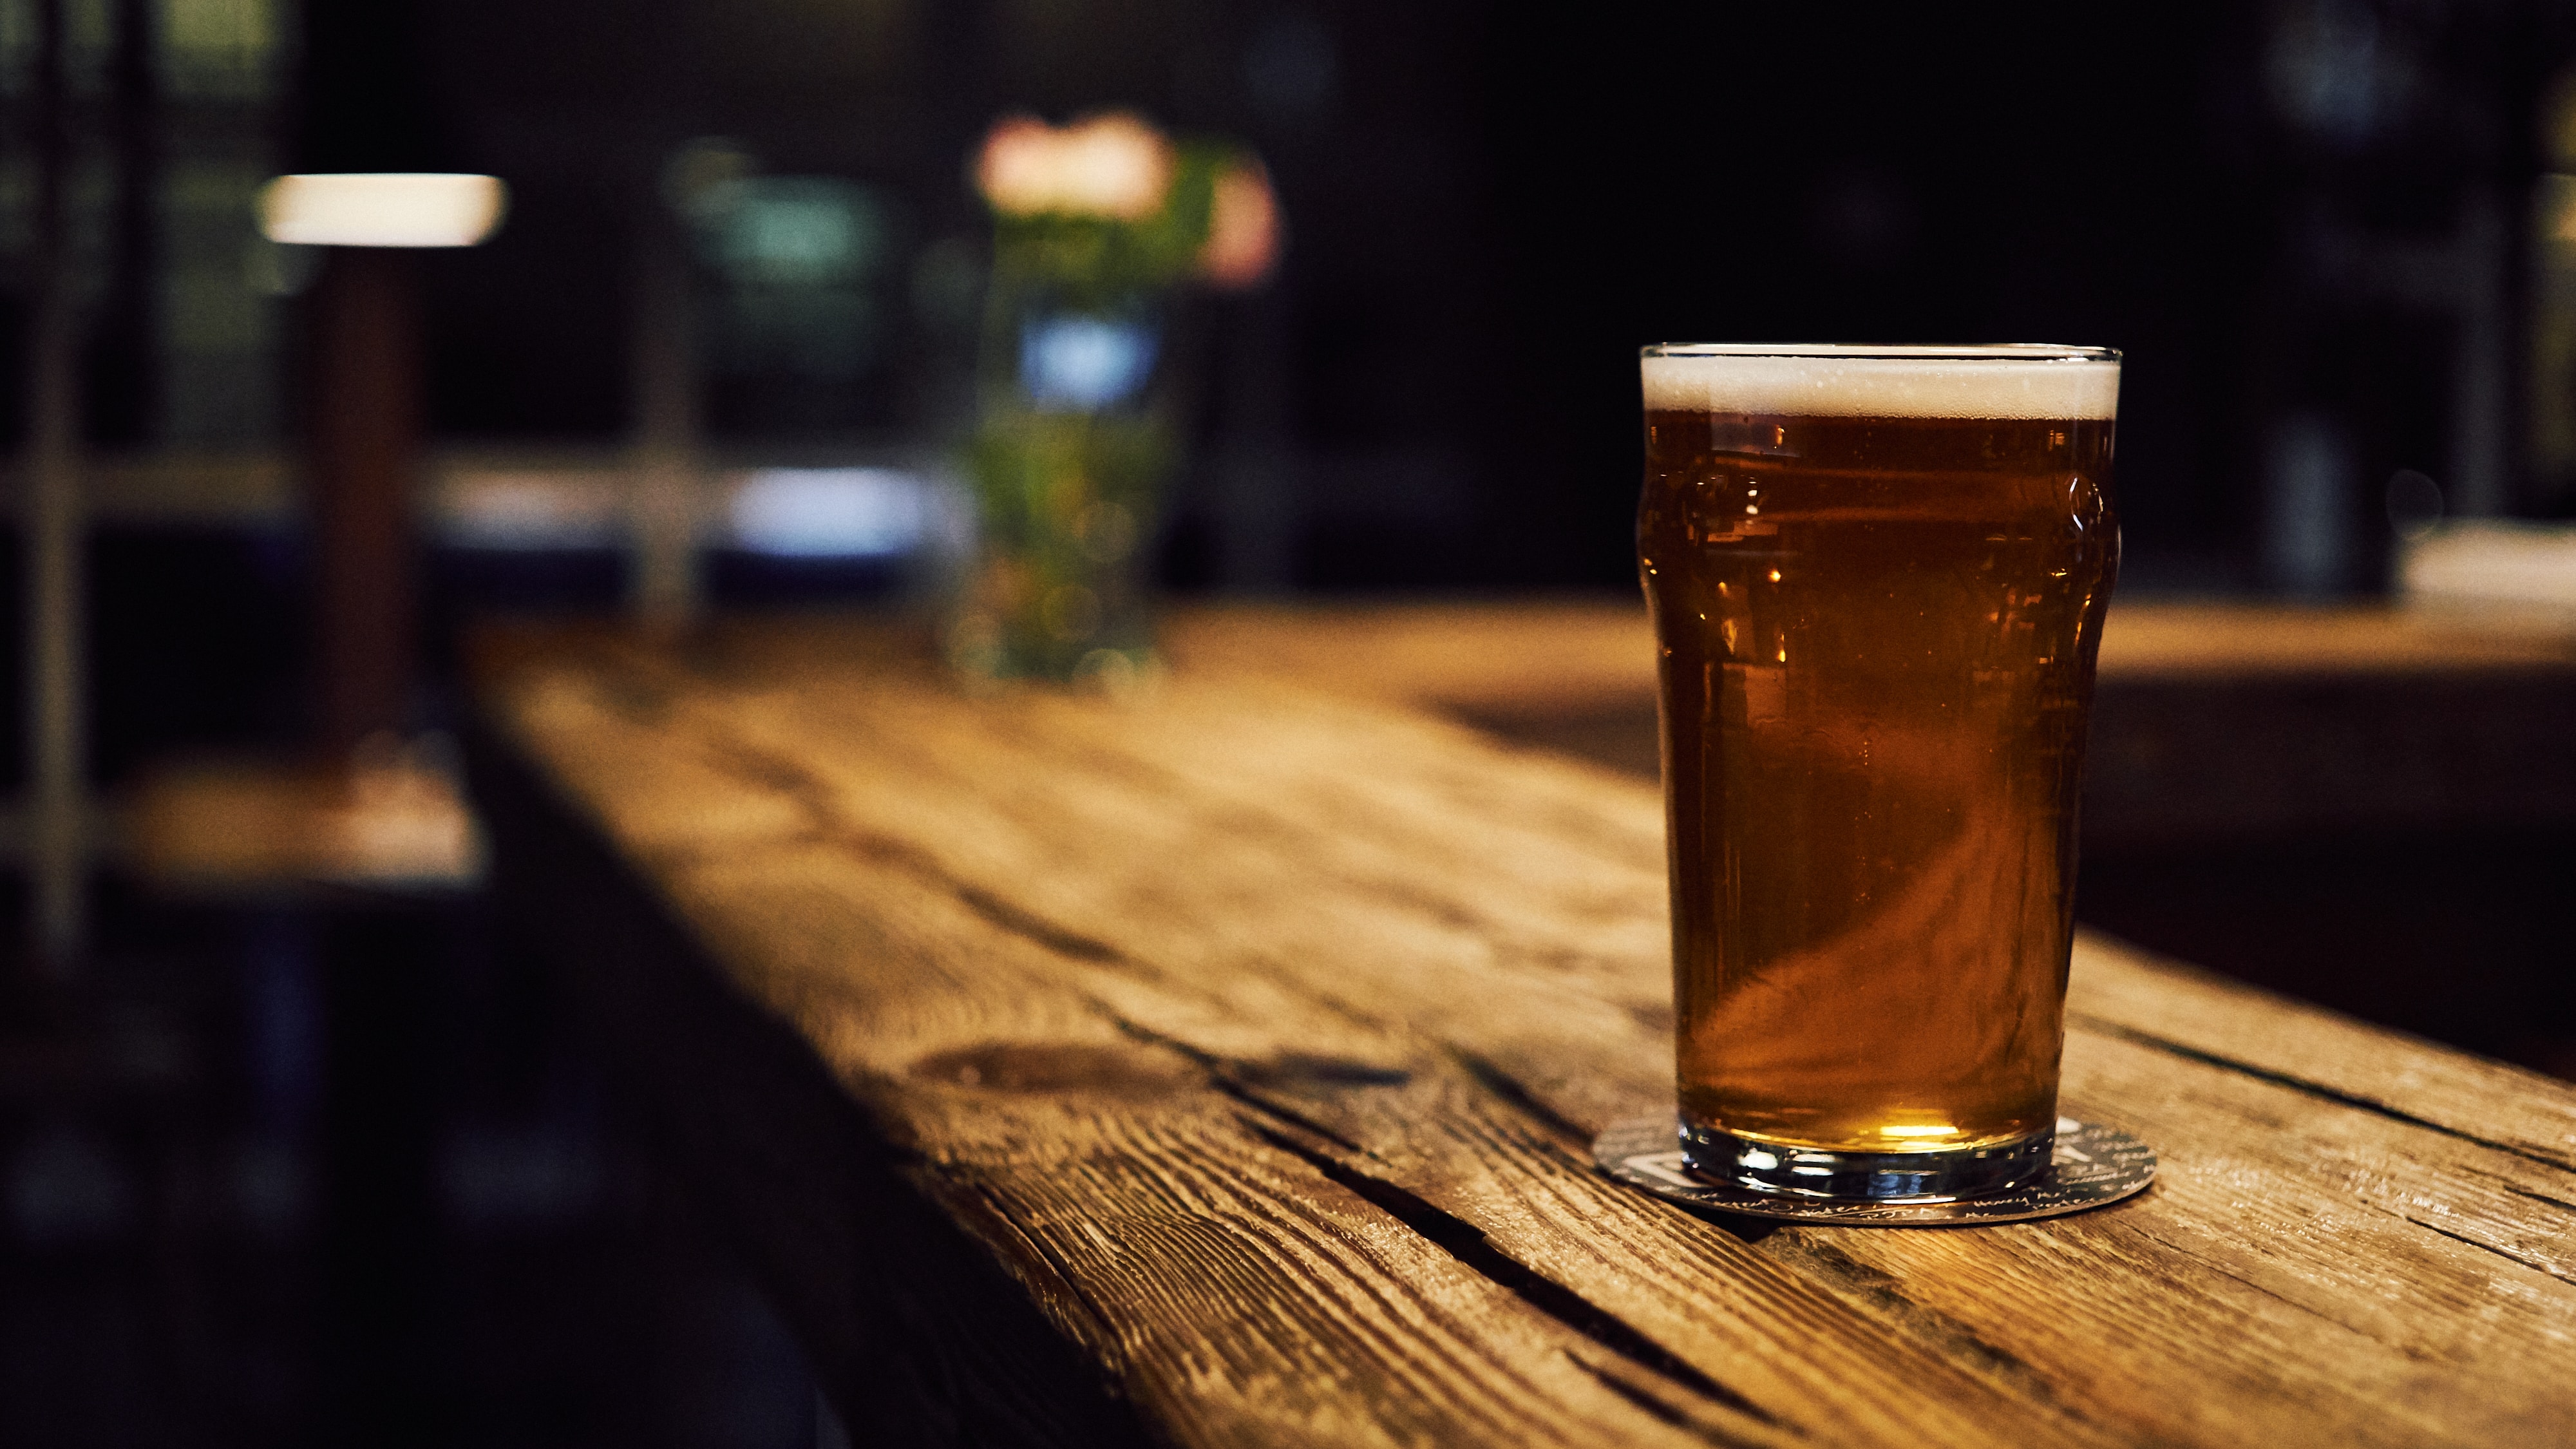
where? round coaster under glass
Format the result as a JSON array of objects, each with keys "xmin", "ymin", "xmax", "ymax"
[{"xmin": 1593, "ymin": 1113, "xmax": 2155, "ymax": 1226}]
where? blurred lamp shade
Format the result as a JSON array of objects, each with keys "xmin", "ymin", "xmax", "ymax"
[{"xmin": 258, "ymin": 173, "xmax": 508, "ymax": 248}]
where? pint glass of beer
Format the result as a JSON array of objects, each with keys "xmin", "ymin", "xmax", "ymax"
[{"xmin": 1638, "ymin": 344, "xmax": 2119, "ymax": 1200}]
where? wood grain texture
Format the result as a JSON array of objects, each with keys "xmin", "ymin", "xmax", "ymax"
[{"xmin": 472, "ymin": 610, "xmax": 2576, "ymax": 1448}]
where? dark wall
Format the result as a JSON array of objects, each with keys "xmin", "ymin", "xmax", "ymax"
[
  {"xmin": 289, "ymin": 0, "xmax": 2576, "ymax": 590},
  {"xmin": 1473, "ymin": 8, "xmax": 2252, "ymax": 583},
  {"xmin": 1472, "ymin": 2, "xmax": 2576, "ymax": 586}
]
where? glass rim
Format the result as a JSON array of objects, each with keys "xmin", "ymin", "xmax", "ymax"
[{"xmin": 1641, "ymin": 342, "xmax": 2118, "ymax": 363}]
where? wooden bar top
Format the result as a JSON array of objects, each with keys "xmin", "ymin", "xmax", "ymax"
[
  {"xmin": 468, "ymin": 602, "xmax": 2576, "ymax": 1448},
  {"xmin": 1164, "ymin": 598, "xmax": 2576, "ymax": 843}
]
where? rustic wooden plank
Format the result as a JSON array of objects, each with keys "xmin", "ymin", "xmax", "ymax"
[
  {"xmin": 470, "ymin": 723, "xmax": 1161, "ymax": 1448},
  {"xmin": 1778, "ymin": 1017, "xmax": 2576, "ymax": 1448},
  {"xmin": 1162, "ymin": 600, "xmax": 1660, "ymax": 712},
  {"xmin": 502, "ymin": 653, "xmax": 2089, "ymax": 1447},
  {"xmin": 2067, "ymin": 935, "xmax": 2576, "ymax": 1173},
  {"xmin": 1171, "ymin": 600, "xmax": 2576, "ymax": 842},
  {"xmin": 2093, "ymin": 602, "xmax": 2576, "ymax": 676},
  {"xmin": 1160, "ymin": 598, "xmax": 2576, "ymax": 703},
  {"xmin": 475, "ymin": 616, "xmax": 2576, "ymax": 1447},
  {"xmin": 495, "ymin": 664, "xmax": 1797, "ymax": 1449}
]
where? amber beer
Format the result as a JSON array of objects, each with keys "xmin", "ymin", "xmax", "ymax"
[{"xmin": 1638, "ymin": 344, "xmax": 2119, "ymax": 1200}]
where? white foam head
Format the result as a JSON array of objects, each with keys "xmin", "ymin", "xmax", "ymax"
[{"xmin": 1641, "ymin": 344, "xmax": 2119, "ymax": 420}]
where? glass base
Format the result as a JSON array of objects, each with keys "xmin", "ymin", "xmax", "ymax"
[{"xmin": 1678, "ymin": 1119, "xmax": 2055, "ymax": 1202}]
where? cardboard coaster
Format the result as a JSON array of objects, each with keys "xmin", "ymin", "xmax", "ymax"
[{"xmin": 1593, "ymin": 1113, "xmax": 2155, "ymax": 1226}]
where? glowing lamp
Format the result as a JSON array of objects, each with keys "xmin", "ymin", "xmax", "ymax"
[{"xmin": 257, "ymin": 173, "xmax": 507, "ymax": 248}]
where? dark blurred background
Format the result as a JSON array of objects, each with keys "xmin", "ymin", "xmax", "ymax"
[{"xmin": 5, "ymin": 1, "xmax": 2576, "ymax": 1444}]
